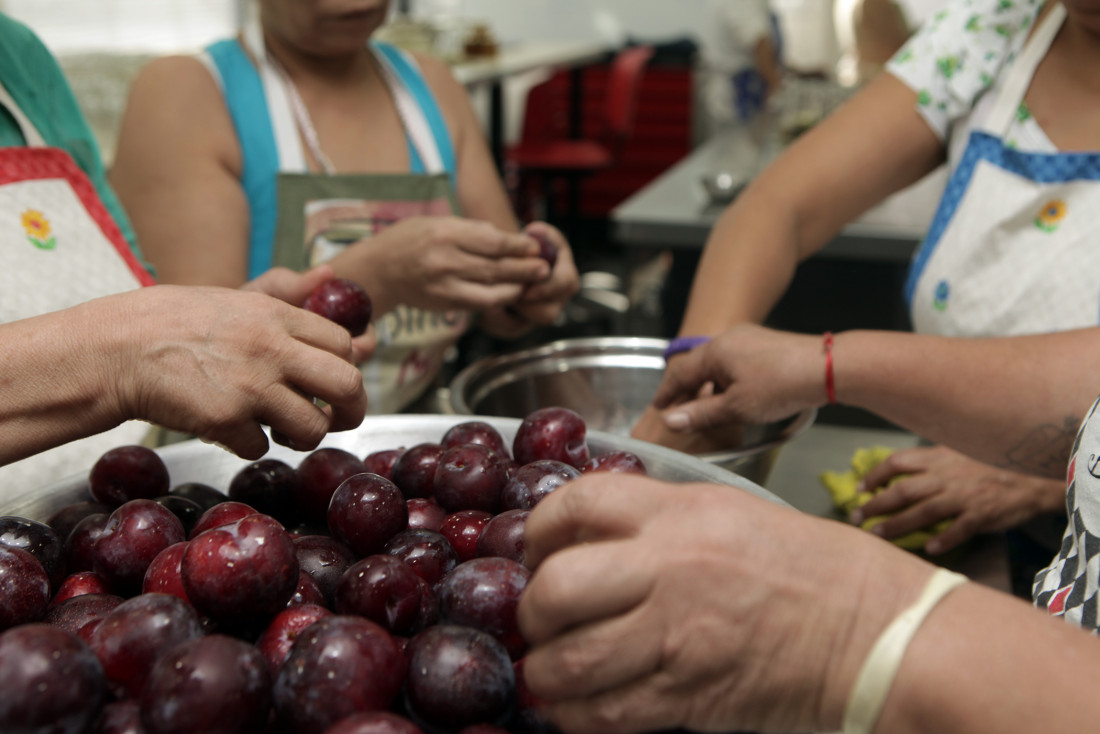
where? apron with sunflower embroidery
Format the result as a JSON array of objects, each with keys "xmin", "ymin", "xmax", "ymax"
[
  {"xmin": 0, "ymin": 79, "xmax": 156, "ymax": 500},
  {"xmin": 906, "ymin": 3, "xmax": 1100, "ymax": 338}
]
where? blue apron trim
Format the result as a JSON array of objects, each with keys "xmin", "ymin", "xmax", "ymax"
[
  {"xmin": 905, "ymin": 130, "xmax": 1100, "ymax": 305},
  {"xmin": 371, "ymin": 41, "xmax": 457, "ymax": 183},
  {"xmin": 204, "ymin": 39, "xmax": 280, "ymax": 280}
]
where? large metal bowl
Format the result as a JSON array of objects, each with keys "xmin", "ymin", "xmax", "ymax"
[
  {"xmin": 448, "ymin": 337, "xmax": 815, "ymax": 485},
  {"xmin": 8, "ymin": 414, "xmax": 787, "ymax": 524}
]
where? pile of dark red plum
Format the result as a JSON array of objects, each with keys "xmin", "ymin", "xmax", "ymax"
[{"xmin": 0, "ymin": 407, "xmax": 648, "ymax": 734}]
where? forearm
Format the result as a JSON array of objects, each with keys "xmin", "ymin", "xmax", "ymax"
[
  {"xmin": 678, "ymin": 183, "xmax": 805, "ymax": 334},
  {"xmin": 679, "ymin": 73, "xmax": 941, "ymax": 338},
  {"xmin": 835, "ymin": 329, "xmax": 1099, "ymax": 476},
  {"xmin": 876, "ymin": 582, "xmax": 1100, "ymax": 734},
  {"xmin": 0, "ymin": 302, "xmax": 125, "ymax": 466}
]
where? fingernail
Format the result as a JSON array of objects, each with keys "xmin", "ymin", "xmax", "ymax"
[
  {"xmin": 870, "ymin": 523, "xmax": 885, "ymax": 537},
  {"xmin": 849, "ymin": 508, "xmax": 863, "ymax": 524},
  {"xmin": 664, "ymin": 411, "xmax": 690, "ymax": 431},
  {"xmin": 855, "ymin": 480, "xmax": 866, "ymax": 493},
  {"xmin": 925, "ymin": 540, "xmax": 942, "ymax": 555}
]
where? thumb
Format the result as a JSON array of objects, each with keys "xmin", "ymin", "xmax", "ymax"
[{"xmin": 661, "ymin": 393, "xmax": 735, "ymax": 433}]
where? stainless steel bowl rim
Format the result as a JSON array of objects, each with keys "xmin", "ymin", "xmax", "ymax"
[
  {"xmin": 447, "ymin": 335, "xmax": 816, "ymax": 464},
  {"xmin": 11, "ymin": 414, "xmax": 789, "ymax": 523}
]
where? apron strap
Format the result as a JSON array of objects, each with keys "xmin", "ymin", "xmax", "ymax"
[
  {"xmin": 241, "ymin": 14, "xmax": 447, "ymax": 176},
  {"xmin": 372, "ymin": 43, "xmax": 448, "ymax": 174},
  {"xmin": 0, "ymin": 79, "xmax": 47, "ymax": 148},
  {"xmin": 984, "ymin": 2, "xmax": 1065, "ymax": 135},
  {"xmin": 240, "ymin": 13, "xmax": 308, "ymax": 172}
]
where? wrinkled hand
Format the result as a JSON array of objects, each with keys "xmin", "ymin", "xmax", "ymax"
[
  {"xmin": 348, "ymin": 216, "xmax": 551, "ymax": 316},
  {"xmin": 652, "ymin": 324, "xmax": 826, "ymax": 432},
  {"xmin": 243, "ymin": 264, "xmax": 377, "ymax": 364},
  {"xmin": 107, "ymin": 284, "xmax": 368, "ymax": 459},
  {"xmin": 519, "ymin": 474, "xmax": 932, "ymax": 734},
  {"xmin": 853, "ymin": 445, "xmax": 1067, "ymax": 555},
  {"xmin": 481, "ymin": 222, "xmax": 580, "ymax": 337}
]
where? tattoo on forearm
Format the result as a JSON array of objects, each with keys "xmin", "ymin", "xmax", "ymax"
[{"xmin": 1003, "ymin": 417, "xmax": 1080, "ymax": 477}]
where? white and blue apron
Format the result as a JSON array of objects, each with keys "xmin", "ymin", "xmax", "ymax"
[
  {"xmin": 906, "ymin": 3, "xmax": 1100, "ymax": 338},
  {"xmin": 203, "ymin": 19, "xmax": 469, "ymax": 415}
]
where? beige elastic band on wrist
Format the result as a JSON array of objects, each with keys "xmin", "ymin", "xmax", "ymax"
[{"xmin": 842, "ymin": 568, "xmax": 968, "ymax": 734}]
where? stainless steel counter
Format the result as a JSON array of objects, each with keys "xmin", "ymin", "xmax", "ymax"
[{"xmin": 612, "ymin": 109, "xmax": 947, "ymax": 263}]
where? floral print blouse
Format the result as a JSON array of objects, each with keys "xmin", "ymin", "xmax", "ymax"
[{"xmin": 885, "ymin": 0, "xmax": 1054, "ymax": 161}]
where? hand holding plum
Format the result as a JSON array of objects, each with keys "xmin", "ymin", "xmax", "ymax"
[
  {"xmin": 653, "ymin": 323, "xmax": 828, "ymax": 432},
  {"xmin": 97, "ymin": 284, "xmax": 368, "ymax": 459},
  {"xmin": 335, "ymin": 216, "xmax": 551, "ymax": 317},
  {"xmin": 481, "ymin": 223, "xmax": 579, "ymax": 337},
  {"xmin": 518, "ymin": 473, "xmax": 934, "ymax": 734}
]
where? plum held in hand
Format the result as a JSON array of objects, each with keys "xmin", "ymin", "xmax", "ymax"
[
  {"xmin": 273, "ymin": 615, "xmax": 404, "ymax": 734},
  {"xmin": 304, "ymin": 278, "xmax": 373, "ymax": 337},
  {"xmin": 0, "ymin": 623, "xmax": 105, "ymax": 734},
  {"xmin": 140, "ymin": 634, "xmax": 272, "ymax": 734},
  {"xmin": 528, "ymin": 229, "xmax": 558, "ymax": 270},
  {"xmin": 89, "ymin": 445, "xmax": 171, "ymax": 507},
  {"xmin": 404, "ymin": 625, "xmax": 516, "ymax": 733},
  {"xmin": 512, "ymin": 407, "xmax": 589, "ymax": 468}
]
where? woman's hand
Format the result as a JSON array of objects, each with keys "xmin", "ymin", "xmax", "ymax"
[
  {"xmin": 103, "ymin": 284, "xmax": 368, "ymax": 459},
  {"xmin": 652, "ymin": 323, "xmax": 827, "ymax": 431},
  {"xmin": 337, "ymin": 216, "xmax": 552, "ymax": 317},
  {"xmin": 242, "ymin": 264, "xmax": 377, "ymax": 364},
  {"xmin": 519, "ymin": 474, "xmax": 932, "ymax": 734},
  {"xmin": 853, "ymin": 445, "xmax": 1068, "ymax": 555},
  {"xmin": 481, "ymin": 222, "xmax": 580, "ymax": 338}
]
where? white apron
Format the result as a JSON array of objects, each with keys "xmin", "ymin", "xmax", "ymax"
[
  {"xmin": 0, "ymin": 80, "xmax": 155, "ymax": 504},
  {"xmin": 906, "ymin": 3, "xmax": 1100, "ymax": 337},
  {"xmin": 240, "ymin": 19, "xmax": 469, "ymax": 415}
]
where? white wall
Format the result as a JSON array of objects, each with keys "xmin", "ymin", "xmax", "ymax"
[{"xmin": 414, "ymin": 0, "xmax": 842, "ymax": 73}]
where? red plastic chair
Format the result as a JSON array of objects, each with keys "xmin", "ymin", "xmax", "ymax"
[{"xmin": 507, "ymin": 44, "xmax": 655, "ymax": 234}]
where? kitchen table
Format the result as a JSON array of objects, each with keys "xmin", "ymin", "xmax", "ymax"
[
  {"xmin": 452, "ymin": 40, "xmax": 619, "ymax": 172},
  {"xmin": 766, "ymin": 423, "xmax": 1014, "ymax": 593}
]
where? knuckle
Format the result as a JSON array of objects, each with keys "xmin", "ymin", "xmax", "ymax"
[
  {"xmin": 585, "ymin": 696, "xmax": 632, "ymax": 732},
  {"xmin": 332, "ymin": 363, "xmax": 366, "ymax": 402}
]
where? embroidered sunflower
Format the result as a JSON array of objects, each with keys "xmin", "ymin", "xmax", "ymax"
[
  {"xmin": 1035, "ymin": 200, "xmax": 1066, "ymax": 232},
  {"xmin": 21, "ymin": 209, "xmax": 56, "ymax": 250}
]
